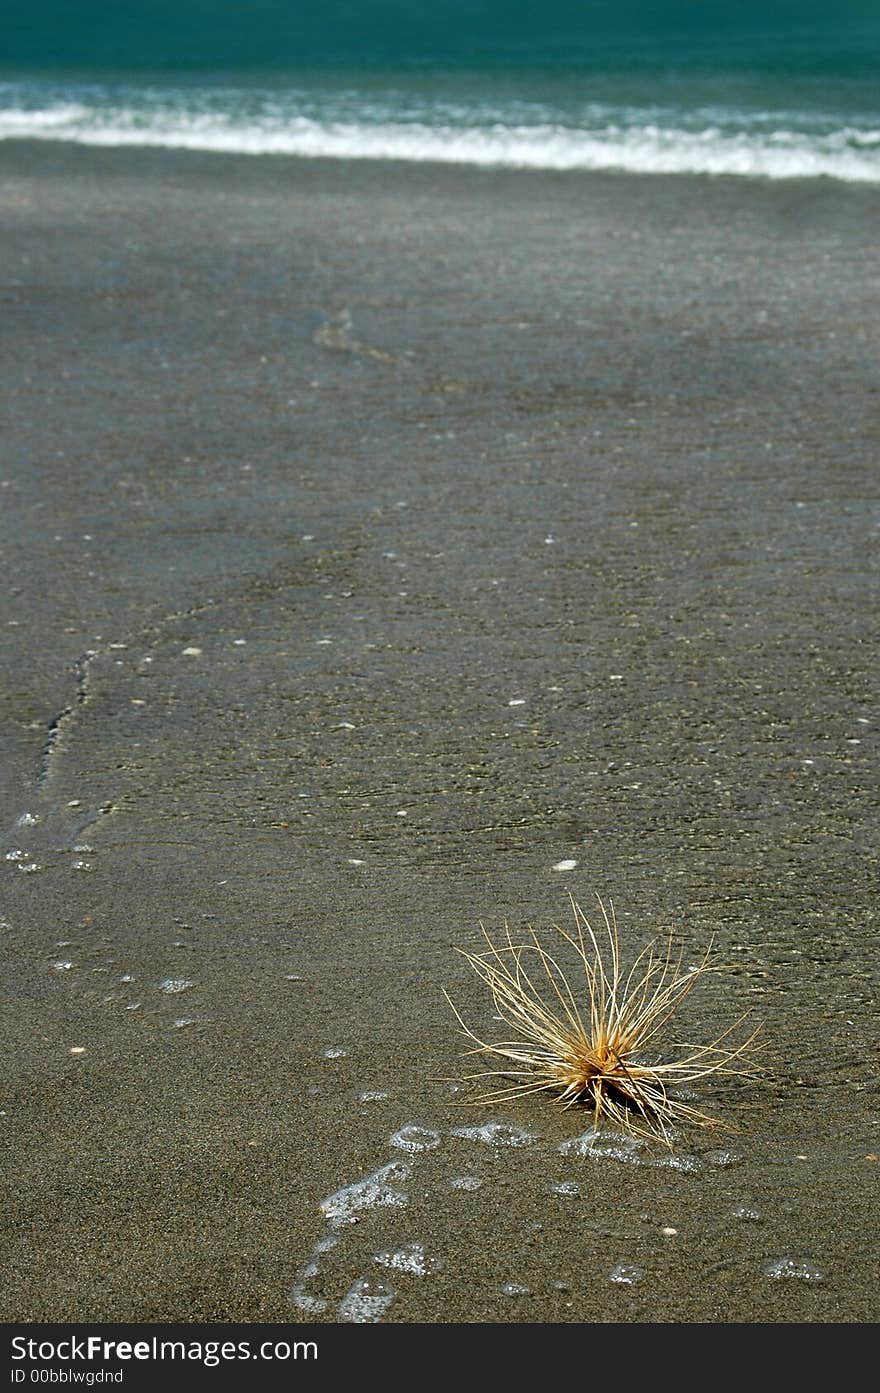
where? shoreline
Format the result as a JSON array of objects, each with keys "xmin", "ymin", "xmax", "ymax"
[{"xmin": 6, "ymin": 133, "xmax": 880, "ymax": 199}]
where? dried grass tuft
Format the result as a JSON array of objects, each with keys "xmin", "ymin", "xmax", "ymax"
[{"xmin": 444, "ymin": 895, "xmax": 762, "ymax": 1144}]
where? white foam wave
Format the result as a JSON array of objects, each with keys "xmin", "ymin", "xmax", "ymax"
[{"xmin": 2, "ymin": 103, "xmax": 879, "ymax": 183}]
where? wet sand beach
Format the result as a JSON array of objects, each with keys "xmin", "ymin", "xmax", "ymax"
[{"xmin": 1, "ymin": 141, "xmax": 878, "ymax": 1323}]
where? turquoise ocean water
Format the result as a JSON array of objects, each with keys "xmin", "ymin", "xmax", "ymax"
[{"xmin": 3, "ymin": 2, "xmax": 879, "ymax": 180}]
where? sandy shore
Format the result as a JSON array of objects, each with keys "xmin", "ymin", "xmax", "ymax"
[{"xmin": 1, "ymin": 140, "xmax": 877, "ymax": 1323}]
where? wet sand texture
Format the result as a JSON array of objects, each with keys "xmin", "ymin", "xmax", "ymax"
[{"xmin": 0, "ymin": 143, "xmax": 878, "ymax": 1322}]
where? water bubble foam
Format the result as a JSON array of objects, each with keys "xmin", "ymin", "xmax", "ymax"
[
  {"xmin": 289, "ymin": 1262, "xmax": 326, "ymax": 1314},
  {"xmin": 652, "ymin": 1152, "xmax": 702, "ymax": 1173},
  {"xmin": 452, "ymin": 1119, "xmax": 537, "ymax": 1148},
  {"xmin": 320, "ymin": 1161, "xmax": 411, "ymax": 1226},
  {"xmin": 389, "ymin": 1123, "xmax": 441, "ymax": 1153},
  {"xmin": 704, "ymin": 1149, "xmax": 743, "ymax": 1168},
  {"xmin": 373, "ymin": 1242, "xmax": 440, "ymax": 1277},
  {"xmin": 762, "ymin": 1256, "xmax": 825, "ymax": 1282},
  {"xmin": 288, "ymin": 1235, "xmax": 338, "ymax": 1315},
  {"xmin": 558, "ymin": 1128, "xmax": 644, "ymax": 1164},
  {"xmin": 337, "ymin": 1276, "xmax": 395, "ymax": 1323}
]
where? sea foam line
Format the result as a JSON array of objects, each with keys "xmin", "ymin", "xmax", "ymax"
[{"xmin": 1, "ymin": 107, "xmax": 879, "ymax": 182}]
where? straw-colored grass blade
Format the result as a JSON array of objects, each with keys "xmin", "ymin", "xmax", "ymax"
[{"xmin": 445, "ymin": 894, "xmax": 762, "ymax": 1145}]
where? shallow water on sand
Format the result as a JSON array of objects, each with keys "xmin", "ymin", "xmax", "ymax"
[{"xmin": 0, "ymin": 143, "xmax": 877, "ymax": 1323}]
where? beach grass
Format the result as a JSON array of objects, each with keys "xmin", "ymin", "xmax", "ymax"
[{"xmin": 445, "ymin": 895, "xmax": 762, "ymax": 1144}]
